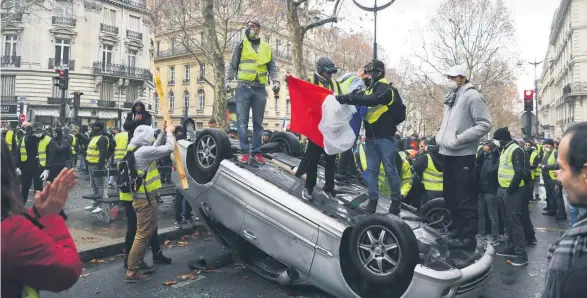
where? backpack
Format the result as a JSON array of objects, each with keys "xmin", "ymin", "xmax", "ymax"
[
  {"xmin": 117, "ymin": 146, "xmax": 145, "ymax": 193},
  {"xmin": 388, "ymin": 85, "xmax": 406, "ymax": 126}
]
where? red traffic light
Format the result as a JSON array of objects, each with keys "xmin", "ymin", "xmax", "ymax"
[{"xmin": 524, "ymin": 90, "xmax": 534, "ymax": 100}]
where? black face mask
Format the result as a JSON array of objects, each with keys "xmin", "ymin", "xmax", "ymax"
[
  {"xmin": 363, "ymin": 77, "xmax": 372, "ymax": 87},
  {"xmin": 499, "ymin": 140, "xmax": 509, "ymax": 147}
]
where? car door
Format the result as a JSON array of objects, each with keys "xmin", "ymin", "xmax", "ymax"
[
  {"xmin": 241, "ymin": 198, "xmax": 319, "ymax": 278},
  {"xmin": 201, "ymin": 174, "xmax": 248, "ymax": 234}
]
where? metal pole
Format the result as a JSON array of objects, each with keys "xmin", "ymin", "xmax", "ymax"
[
  {"xmin": 373, "ymin": 0, "xmax": 377, "ymax": 63},
  {"xmin": 60, "ymin": 89, "xmax": 66, "ymax": 126},
  {"xmin": 529, "ymin": 59, "xmax": 542, "ymax": 137}
]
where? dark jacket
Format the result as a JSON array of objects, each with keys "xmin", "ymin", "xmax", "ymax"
[
  {"xmin": 123, "ymin": 100, "xmax": 152, "ymax": 140},
  {"xmin": 477, "ymin": 150, "xmax": 500, "ymax": 194},
  {"xmin": 76, "ymin": 133, "xmax": 90, "ymax": 155},
  {"xmin": 349, "ymin": 81, "xmax": 401, "ymax": 139},
  {"xmin": 48, "ymin": 135, "xmax": 72, "ymax": 168},
  {"xmin": 1, "ymin": 211, "xmax": 83, "ymax": 297}
]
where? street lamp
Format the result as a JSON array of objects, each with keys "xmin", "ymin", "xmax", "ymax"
[{"xmin": 352, "ymin": 0, "xmax": 396, "ymax": 65}]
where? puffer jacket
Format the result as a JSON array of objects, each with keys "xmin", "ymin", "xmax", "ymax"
[{"xmin": 477, "ymin": 150, "xmax": 499, "ymax": 194}]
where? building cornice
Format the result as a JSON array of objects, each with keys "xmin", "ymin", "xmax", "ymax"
[{"xmin": 549, "ymin": 0, "xmax": 571, "ymax": 45}]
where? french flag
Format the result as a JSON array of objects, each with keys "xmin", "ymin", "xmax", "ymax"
[{"xmin": 288, "ymin": 76, "xmax": 356, "ymax": 155}]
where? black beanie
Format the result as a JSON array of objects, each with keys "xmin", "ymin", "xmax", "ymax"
[
  {"xmin": 93, "ymin": 122, "xmax": 104, "ymax": 130},
  {"xmin": 543, "ymin": 139, "xmax": 554, "ymax": 146},
  {"xmin": 493, "ymin": 127, "xmax": 511, "ymax": 141}
]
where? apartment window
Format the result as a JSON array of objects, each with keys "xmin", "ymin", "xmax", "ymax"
[
  {"xmin": 1, "ymin": 75, "xmax": 16, "ymax": 97},
  {"xmin": 3, "ymin": 35, "xmax": 17, "ymax": 56},
  {"xmin": 102, "ymin": 8, "xmax": 116, "ymax": 26},
  {"xmin": 126, "ymin": 84, "xmax": 138, "ymax": 102},
  {"xmin": 102, "ymin": 44, "xmax": 113, "ymax": 65},
  {"xmin": 128, "ymin": 15, "xmax": 140, "ymax": 32},
  {"xmin": 198, "ymin": 63, "xmax": 205, "ymax": 80},
  {"xmin": 286, "ymin": 97, "xmax": 290, "ymax": 114},
  {"xmin": 169, "ymin": 91, "xmax": 175, "ymax": 113},
  {"xmin": 100, "ymin": 81, "xmax": 114, "ymax": 102},
  {"xmin": 183, "ymin": 90, "xmax": 190, "ymax": 110},
  {"xmin": 156, "ymin": 41, "xmax": 160, "ymax": 56},
  {"xmin": 55, "ymin": 0, "xmax": 72, "ymax": 17},
  {"xmin": 154, "ymin": 94, "xmax": 159, "ymax": 113},
  {"xmin": 197, "ymin": 89, "xmax": 205, "ymax": 110},
  {"xmin": 128, "ymin": 49, "xmax": 137, "ymax": 67},
  {"xmin": 274, "ymin": 97, "xmax": 278, "ymax": 113},
  {"xmin": 55, "ymin": 38, "xmax": 70, "ymax": 65},
  {"xmin": 184, "ymin": 65, "xmax": 190, "ymax": 82},
  {"xmin": 169, "ymin": 66, "xmax": 175, "ymax": 83}
]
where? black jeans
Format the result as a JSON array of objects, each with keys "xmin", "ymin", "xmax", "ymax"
[
  {"xmin": 20, "ymin": 164, "xmax": 44, "ymax": 204},
  {"xmin": 497, "ymin": 187, "xmax": 527, "ymax": 256},
  {"xmin": 442, "ymin": 155, "xmax": 478, "ymax": 238},
  {"xmin": 297, "ymin": 140, "xmax": 335, "ymax": 192},
  {"xmin": 174, "ymin": 192, "xmax": 193, "ymax": 222},
  {"xmin": 522, "ymin": 182, "xmax": 536, "ymax": 241},
  {"xmin": 124, "ymin": 201, "xmax": 161, "ymax": 255},
  {"xmin": 478, "ymin": 192, "xmax": 499, "ymax": 238}
]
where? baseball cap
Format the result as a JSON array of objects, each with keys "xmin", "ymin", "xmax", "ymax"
[{"xmin": 445, "ymin": 65, "xmax": 468, "ymax": 78}]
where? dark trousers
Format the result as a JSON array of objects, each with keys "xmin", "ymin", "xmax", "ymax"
[
  {"xmin": 20, "ymin": 164, "xmax": 44, "ymax": 204},
  {"xmin": 478, "ymin": 192, "xmax": 499, "ymax": 238},
  {"xmin": 337, "ymin": 148, "xmax": 359, "ymax": 176},
  {"xmin": 497, "ymin": 187, "xmax": 527, "ymax": 256},
  {"xmin": 174, "ymin": 192, "xmax": 193, "ymax": 222},
  {"xmin": 297, "ymin": 140, "xmax": 335, "ymax": 192},
  {"xmin": 545, "ymin": 179, "xmax": 566, "ymax": 216},
  {"xmin": 522, "ymin": 182, "xmax": 536, "ymax": 241},
  {"xmin": 47, "ymin": 164, "xmax": 66, "ymax": 182},
  {"xmin": 124, "ymin": 201, "xmax": 161, "ymax": 256},
  {"xmin": 442, "ymin": 155, "xmax": 478, "ymax": 238},
  {"xmin": 72, "ymin": 154, "xmax": 78, "ymax": 169}
]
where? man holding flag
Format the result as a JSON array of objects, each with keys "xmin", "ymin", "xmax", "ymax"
[{"xmin": 336, "ymin": 60, "xmax": 406, "ymax": 215}]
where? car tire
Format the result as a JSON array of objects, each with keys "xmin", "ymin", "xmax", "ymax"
[
  {"xmin": 419, "ymin": 197, "xmax": 452, "ymax": 232},
  {"xmin": 348, "ymin": 214, "xmax": 419, "ymax": 289},
  {"xmin": 193, "ymin": 129, "xmax": 232, "ymax": 177},
  {"xmin": 269, "ymin": 132, "xmax": 303, "ymax": 157}
]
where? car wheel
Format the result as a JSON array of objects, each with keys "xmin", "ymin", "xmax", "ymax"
[
  {"xmin": 419, "ymin": 197, "xmax": 452, "ymax": 232},
  {"xmin": 269, "ymin": 132, "xmax": 302, "ymax": 157},
  {"xmin": 349, "ymin": 214, "xmax": 419, "ymax": 288},
  {"xmin": 194, "ymin": 129, "xmax": 232, "ymax": 177}
]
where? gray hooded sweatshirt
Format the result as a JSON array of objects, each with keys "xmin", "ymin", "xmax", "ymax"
[
  {"xmin": 435, "ymin": 82, "xmax": 492, "ymax": 156},
  {"xmin": 130, "ymin": 125, "xmax": 174, "ymax": 198}
]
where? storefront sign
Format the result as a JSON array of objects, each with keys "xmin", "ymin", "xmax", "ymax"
[{"xmin": 1, "ymin": 104, "xmax": 17, "ymax": 114}]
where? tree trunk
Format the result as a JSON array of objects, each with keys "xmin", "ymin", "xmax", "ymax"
[
  {"xmin": 286, "ymin": 0, "xmax": 306, "ymax": 78},
  {"xmin": 203, "ymin": 0, "xmax": 227, "ymax": 129}
]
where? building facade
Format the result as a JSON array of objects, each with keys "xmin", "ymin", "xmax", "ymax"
[
  {"xmin": 1, "ymin": 0, "xmax": 155, "ymax": 128},
  {"xmin": 538, "ymin": 0, "xmax": 587, "ymax": 138}
]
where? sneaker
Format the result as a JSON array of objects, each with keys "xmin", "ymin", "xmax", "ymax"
[
  {"xmin": 125, "ymin": 273, "xmax": 152, "ymax": 283},
  {"xmin": 91, "ymin": 207, "xmax": 103, "ymax": 214},
  {"xmin": 252, "ymin": 154, "xmax": 265, "ymax": 164},
  {"xmin": 174, "ymin": 221, "xmax": 182, "ymax": 229},
  {"xmin": 364, "ymin": 200, "xmax": 378, "ymax": 214},
  {"xmin": 527, "ymin": 236, "xmax": 538, "ymax": 246},
  {"xmin": 84, "ymin": 204, "xmax": 96, "ymax": 211},
  {"xmin": 153, "ymin": 251, "xmax": 172, "ymax": 265},
  {"xmin": 508, "ymin": 255, "xmax": 529, "ymax": 267},
  {"xmin": 496, "ymin": 247, "xmax": 517, "ymax": 258},
  {"xmin": 302, "ymin": 188, "xmax": 313, "ymax": 201},
  {"xmin": 138, "ymin": 261, "xmax": 156, "ymax": 274},
  {"xmin": 240, "ymin": 154, "xmax": 250, "ymax": 164}
]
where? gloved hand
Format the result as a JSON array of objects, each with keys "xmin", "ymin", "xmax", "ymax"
[
  {"xmin": 336, "ymin": 95, "xmax": 352, "ymax": 104},
  {"xmin": 16, "ymin": 168, "xmax": 21, "ymax": 176},
  {"xmin": 272, "ymin": 81, "xmax": 280, "ymax": 93},
  {"xmin": 40, "ymin": 170, "xmax": 49, "ymax": 181}
]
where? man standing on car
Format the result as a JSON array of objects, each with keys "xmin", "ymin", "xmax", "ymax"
[
  {"xmin": 435, "ymin": 64, "xmax": 492, "ymax": 250},
  {"xmin": 335, "ymin": 60, "xmax": 405, "ymax": 215},
  {"xmin": 225, "ymin": 20, "xmax": 280, "ymax": 165},
  {"xmin": 123, "ymin": 100, "xmax": 152, "ymax": 141}
]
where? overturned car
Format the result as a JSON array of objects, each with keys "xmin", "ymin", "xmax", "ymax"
[{"xmin": 171, "ymin": 129, "xmax": 494, "ymax": 298}]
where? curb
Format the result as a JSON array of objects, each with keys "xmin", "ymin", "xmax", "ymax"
[{"xmin": 78, "ymin": 224, "xmax": 207, "ymax": 262}]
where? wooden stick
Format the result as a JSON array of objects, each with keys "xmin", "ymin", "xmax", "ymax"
[{"xmin": 153, "ymin": 68, "xmax": 189, "ymax": 190}]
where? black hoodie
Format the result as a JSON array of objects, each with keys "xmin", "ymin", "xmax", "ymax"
[{"xmin": 123, "ymin": 100, "xmax": 152, "ymax": 140}]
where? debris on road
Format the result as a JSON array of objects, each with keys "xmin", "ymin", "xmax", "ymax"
[
  {"xmin": 80, "ymin": 273, "xmax": 90, "ymax": 278},
  {"xmin": 162, "ymin": 281, "xmax": 177, "ymax": 286}
]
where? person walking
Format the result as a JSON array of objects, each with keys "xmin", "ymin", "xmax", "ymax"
[
  {"xmin": 84, "ymin": 123, "xmax": 110, "ymax": 213},
  {"xmin": 17, "ymin": 123, "xmax": 52, "ymax": 204},
  {"xmin": 493, "ymin": 127, "xmax": 528, "ymax": 266},
  {"xmin": 76, "ymin": 125, "xmax": 90, "ymax": 174},
  {"xmin": 540, "ymin": 139, "xmax": 567, "ymax": 220},
  {"xmin": 336, "ymin": 60, "xmax": 406, "ymax": 215},
  {"xmin": 46, "ymin": 127, "xmax": 72, "ymax": 182},
  {"xmin": 123, "ymin": 124, "xmax": 175, "ymax": 282},
  {"xmin": 435, "ymin": 64, "xmax": 492, "ymax": 250},
  {"xmin": 541, "ymin": 122, "xmax": 587, "ymax": 298},
  {"xmin": 475, "ymin": 140, "xmax": 500, "ymax": 246},
  {"xmin": 225, "ymin": 20, "xmax": 280, "ymax": 164},
  {"xmin": 123, "ymin": 100, "xmax": 153, "ymax": 141},
  {"xmin": 63, "ymin": 126, "xmax": 77, "ymax": 169}
]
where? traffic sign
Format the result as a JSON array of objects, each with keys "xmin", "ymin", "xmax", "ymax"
[{"xmin": 19, "ymin": 114, "xmax": 26, "ymax": 123}]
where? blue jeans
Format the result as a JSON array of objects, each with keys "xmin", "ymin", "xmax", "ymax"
[
  {"xmin": 236, "ymin": 85, "xmax": 267, "ymax": 153},
  {"xmin": 365, "ymin": 138, "xmax": 401, "ymax": 204},
  {"xmin": 78, "ymin": 154, "xmax": 86, "ymax": 171}
]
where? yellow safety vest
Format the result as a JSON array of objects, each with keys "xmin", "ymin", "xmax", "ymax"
[
  {"xmin": 529, "ymin": 150, "xmax": 539, "ymax": 179},
  {"xmin": 308, "ymin": 75, "xmax": 341, "ymax": 95},
  {"xmin": 237, "ymin": 38, "xmax": 272, "ymax": 84},
  {"xmin": 70, "ymin": 134, "xmax": 77, "ymax": 154},
  {"xmin": 113, "ymin": 132, "xmax": 129, "ymax": 163},
  {"xmin": 20, "ymin": 135, "xmax": 51, "ymax": 167},
  {"xmin": 422, "ymin": 154, "xmax": 443, "ymax": 192},
  {"xmin": 86, "ymin": 135, "xmax": 109, "ymax": 164},
  {"xmin": 119, "ymin": 145, "xmax": 161, "ymax": 201},
  {"xmin": 5, "ymin": 130, "xmax": 14, "ymax": 152},
  {"xmin": 357, "ymin": 144, "xmax": 412, "ymax": 198},
  {"xmin": 546, "ymin": 149, "xmax": 557, "ymax": 180},
  {"xmin": 364, "ymin": 78, "xmax": 395, "ymax": 124},
  {"xmin": 498, "ymin": 143, "xmax": 525, "ymax": 188}
]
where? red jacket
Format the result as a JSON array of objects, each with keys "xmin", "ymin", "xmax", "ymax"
[{"xmin": 1, "ymin": 211, "xmax": 83, "ymax": 298}]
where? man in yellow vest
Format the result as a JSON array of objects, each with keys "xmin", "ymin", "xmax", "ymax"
[
  {"xmin": 413, "ymin": 138, "xmax": 444, "ymax": 204},
  {"xmin": 534, "ymin": 142, "xmax": 544, "ymax": 201},
  {"xmin": 16, "ymin": 123, "xmax": 52, "ymax": 203},
  {"xmin": 539, "ymin": 139, "xmax": 566, "ymax": 220},
  {"xmin": 84, "ymin": 122, "xmax": 110, "ymax": 212},
  {"xmin": 493, "ymin": 127, "xmax": 528, "ymax": 266},
  {"xmin": 225, "ymin": 20, "xmax": 280, "ymax": 165},
  {"xmin": 336, "ymin": 60, "xmax": 405, "ymax": 215},
  {"xmin": 123, "ymin": 124, "xmax": 175, "ymax": 283},
  {"xmin": 110, "ymin": 128, "xmax": 127, "ymax": 187},
  {"xmin": 2, "ymin": 120, "xmax": 17, "ymax": 162}
]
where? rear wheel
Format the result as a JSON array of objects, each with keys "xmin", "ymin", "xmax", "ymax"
[
  {"xmin": 419, "ymin": 197, "xmax": 452, "ymax": 233},
  {"xmin": 269, "ymin": 132, "xmax": 302, "ymax": 157}
]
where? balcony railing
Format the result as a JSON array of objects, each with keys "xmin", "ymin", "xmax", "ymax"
[
  {"xmin": 48, "ymin": 58, "xmax": 75, "ymax": 71},
  {"xmin": 120, "ymin": 0, "xmax": 146, "ymax": 9},
  {"xmin": 168, "ymin": 80, "xmax": 175, "ymax": 86},
  {"xmin": 123, "ymin": 102, "xmax": 135, "ymax": 109},
  {"xmin": 92, "ymin": 62, "xmax": 153, "ymax": 81},
  {"xmin": 100, "ymin": 23, "xmax": 119, "ymax": 35},
  {"xmin": 1, "ymin": 55, "xmax": 21, "ymax": 67},
  {"xmin": 47, "ymin": 97, "xmax": 72, "ymax": 105},
  {"xmin": 1, "ymin": 12, "xmax": 23, "ymax": 22},
  {"xmin": 126, "ymin": 30, "xmax": 142, "ymax": 40},
  {"xmin": 563, "ymin": 81, "xmax": 587, "ymax": 96},
  {"xmin": 97, "ymin": 100, "xmax": 116, "ymax": 108},
  {"xmin": 1, "ymin": 96, "xmax": 17, "ymax": 103},
  {"xmin": 183, "ymin": 78, "xmax": 190, "ymax": 84},
  {"xmin": 155, "ymin": 47, "xmax": 190, "ymax": 59},
  {"xmin": 52, "ymin": 16, "xmax": 76, "ymax": 27}
]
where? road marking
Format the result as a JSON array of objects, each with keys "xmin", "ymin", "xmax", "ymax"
[{"xmin": 170, "ymin": 275, "xmax": 206, "ymax": 288}]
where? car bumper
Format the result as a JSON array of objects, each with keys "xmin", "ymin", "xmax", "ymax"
[{"xmin": 402, "ymin": 244, "xmax": 495, "ymax": 297}]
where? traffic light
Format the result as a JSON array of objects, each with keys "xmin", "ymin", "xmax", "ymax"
[
  {"xmin": 523, "ymin": 90, "xmax": 534, "ymax": 112},
  {"xmin": 54, "ymin": 69, "xmax": 69, "ymax": 91}
]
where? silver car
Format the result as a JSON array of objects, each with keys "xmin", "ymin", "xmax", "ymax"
[{"xmin": 171, "ymin": 129, "xmax": 494, "ymax": 298}]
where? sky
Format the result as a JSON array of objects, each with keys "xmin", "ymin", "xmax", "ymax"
[{"xmin": 323, "ymin": 0, "xmax": 562, "ymax": 101}]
